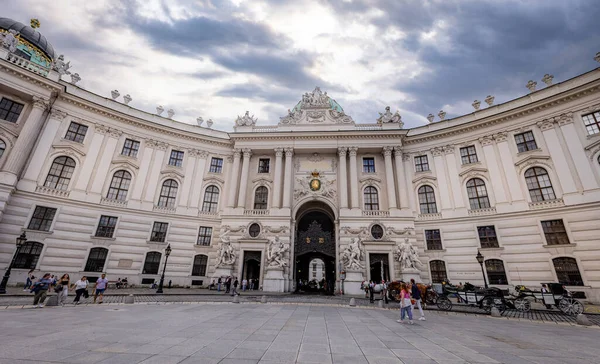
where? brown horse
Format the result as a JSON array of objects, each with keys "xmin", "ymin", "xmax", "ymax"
[{"xmin": 387, "ymin": 281, "xmax": 434, "ymax": 304}]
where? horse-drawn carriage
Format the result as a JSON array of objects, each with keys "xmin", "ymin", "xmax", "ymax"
[
  {"xmin": 364, "ymin": 280, "xmax": 436, "ymax": 303},
  {"xmin": 510, "ymin": 283, "xmax": 584, "ymax": 316},
  {"xmin": 434, "ymin": 282, "xmax": 508, "ymax": 313}
]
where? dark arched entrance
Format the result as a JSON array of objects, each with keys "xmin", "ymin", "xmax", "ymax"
[{"xmin": 295, "ymin": 203, "xmax": 336, "ymax": 294}]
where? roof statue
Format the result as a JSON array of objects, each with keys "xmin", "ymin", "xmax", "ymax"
[
  {"xmin": 235, "ymin": 111, "xmax": 257, "ymax": 126},
  {"xmin": 52, "ymin": 54, "xmax": 71, "ymax": 77},
  {"xmin": 279, "ymin": 87, "xmax": 353, "ymax": 125},
  {"xmin": 0, "ymin": 29, "xmax": 19, "ymax": 53},
  {"xmin": 377, "ymin": 106, "xmax": 403, "ymax": 126}
]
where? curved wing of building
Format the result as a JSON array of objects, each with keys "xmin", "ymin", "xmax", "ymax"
[{"xmin": 1, "ymin": 18, "xmax": 599, "ymax": 301}]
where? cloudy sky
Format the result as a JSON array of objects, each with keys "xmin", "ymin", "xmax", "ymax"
[{"xmin": 5, "ymin": 0, "xmax": 600, "ymax": 130}]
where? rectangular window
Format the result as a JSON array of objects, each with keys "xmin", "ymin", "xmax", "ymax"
[
  {"xmin": 541, "ymin": 219, "xmax": 570, "ymax": 246},
  {"xmin": 64, "ymin": 122, "xmax": 88, "ymax": 143},
  {"xmin": 121, "ymin": 138, "xmax": 140, "ymax": 158},
  {"xmin": 582, "ymin": 111, "xmax": 600, "ymax": 135},
  {"xmin": 197, "ymin": 226, "xmax": 213, "ymax": 246},
  {"xmin": 425, "ymin": 229, "xmax": 443, "ymax": 250},
  {"xmin": 363, "ymin": 157, "xmax": 376, "ymax": 173},
  {"xmin": 460, "ymin": 145, "xmax": 478, "ymax": 164},
  {"xmin": 209, "ymin": 157, "xmax": 223, "ymax": 173},
  {"xmin": 150, "ymin": 222, "xmax": 169, "ymax": 242},
  {"xmin": 477, "ymin": 226, "xmax": 499, "ymax": 249},
  {"xmin": 0, "ymin": 97, "xmax": 24, "ymax": 123},
  {"xmin": 168, "ymin": 150, "xmax": 184, "ymax": 167},
  {"xmin": 414, "ymin": 155, "xmax": 430, "ymax": 172},
  {"xmin": 258, "ymin": 158, "xmax": 270, "ymax": 173},
  {"xmin": 95, "ymin": 215, "xmax": 118, "ymax": 238},
  {"xmin": 514, "ymin": 131, "xmax": 538, "ymax": 153},
  {"xmin": 27, "ymin": 206, "xmax": 57, "ymax": 232}
]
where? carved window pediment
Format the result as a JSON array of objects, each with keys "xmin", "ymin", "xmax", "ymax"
[
  {"xmin": 514, "ymin": 154, "xmax": 551, "ymax": 167},
  {"xmin": 412, "ymin": 175, "xmax": 437, "ymax": 185},
  {"xmin": 160, "ymin": 166, "xmax": 185, "ymax": 178},
  {"xmin": 111, "ymin": 158, "xmax": 139, "ymax": 170},
  {"xmin": 458, "ymin": 166, "xmax": 488, "ymax": 178},
  {"xmin": 359, "ymin": 176, "xmax": 382, "ymax": 184},
  {"xmin": 51, "ymin": 143, "xmax": 86, "ymax": 157}
]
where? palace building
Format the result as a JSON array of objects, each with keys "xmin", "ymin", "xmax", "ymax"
[{"xmin": 1, "ymin": 18, "xmax": 600, "ymax": 301}]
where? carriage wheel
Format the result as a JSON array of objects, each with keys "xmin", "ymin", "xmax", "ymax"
[
  {"xmin": 426, "ymin": 290, "xmax": 438, "ymax": 305},
  {"xmin": 436, "ymin": 296, "xmax": 452, "ymax": 311},
  {"xmin": 481, "ymin": 297, "xmax": 506, "ymax": 313},
  {"xmin": 558, "ymin": 298, "xmax": 584, "ymax": 316},
  {"xmin": 514, "ymin": 298, "xmax": 531, "ymax": 312},
  {"xmin": 389, "ymin": 289, "xmax": 399, "ymax": 302}
]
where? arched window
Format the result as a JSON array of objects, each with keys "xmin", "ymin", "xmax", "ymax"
[
  {"xmin": 429, "ymin": 260, "xmax": 447, "ymax": 283},
  {"xmin": 363, "ymin": 186, "xmax": 379, "ymax": 210},
  {"xmin": 84, "ymin": 247, "xmax": 108, "ymax": 272},
  {"xmin": 192, "ymin": 255, "xmax": 208, "ymax": 276},
  {"xmin": 525, "ymin": 167, "xmax": 556, "ymax": 202},
  {"xmin": 13, "ymin": 241, "xmax": 43, "ymax": 269},
  {"xmin": 485, "ymin": 259, "xmax": 508, "ymax": 285},
  {"xmin": 0, "ymin": 139, "xmax": 6, "ymax": 158},
  {"xmin": 158, "ymin": 179, "xmax": 178, "ymax": 208},
  {"xmin": 202, "ymin": 185, "xmax": 220, "ymax": 212},
  {"xmin": 143, "ymin": 252, "xmax": 162, "ymax": 275},
  {"xmin": 553, "ymin": 257, "xmax": 584, "ymax": 286},
  {"xmin": 44, "ymin": 156, "xmax": 76, "ymax": 190},
  {"xmin": 418, "ymin": 185, "xmax": 437, "ymax": 214},
  {"xmin": 466, "ymin": 178, "xmax": 491, "ymax": 210},
  {"xmin": 253, "ymin": 186, "xmax": 268, "ymax": 210},
  {"xmin": 106, "ymin": 170, "xmax": 132, "ymax": 201}
]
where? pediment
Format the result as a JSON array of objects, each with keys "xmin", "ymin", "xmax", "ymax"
[
  {"xmin": 252, "ymin": 177, "xmax": 273, "ymax": 185},
  {"xmin": 412, "ymin": 175, "xmax": 437, "ymax": 184},
  {"xmin": 51, "ymin": 143, "xmax": 86, "ymax": 157},
  {"xmin": 514, "ymin": 154, "xmax": 551, "ymax": 167},
  {"xmin": 584, "ymin": 138, "xmax": 600, "ymax": 151},
  {"xmin": 360, "ymin": 176, "xmax": 382, "ymax": 185},
  {"xmin": 459, "ymin": 166, "xmax": 488, "ymax": 177},
  {"xmin": 203, "ymin": 175, "xmax": 225, "ymax": 184},
  {"xmin": 111, "ymin": 158, "xmax": 139, "ymax": 170},
  {"xmin": 160, "ymin": 167, "xmax": 184, "ymax": 178},
  {"xmin": 278, "ymin": 87, "xmax": 354, "ymax": 126}
]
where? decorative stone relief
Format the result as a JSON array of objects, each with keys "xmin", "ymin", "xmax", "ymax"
[
  {"xmin": 340, "ymin": 226, "xmax": 368, "ymax": 236},
  {"xmin": 431, "ymin": 147, "xmax": 444, "ymax": 157},
  {"xmin": 402, "ymin": 153, "xmax": 412, "ymax": 162},
  {"xmin": 50, "ymin": 109, "xmax": 67, "ymax": 121},
  {"xmin": 382, "ymin": 146, "xmax": 394, "ymax": 157},
  {"xmin": 32, "ymin": 96, "xmax": 49, "ymax": 110},
  {"xmin": 542, "ymin": 74, "xmax": 554, "ymax": 86},
  {"xmin": 0, "ymin": 29, "xmax": 19, "ymax": 52},
  {"xmin": 348, "ymin": 147, "xmax": 358, "ymax": 157},
  {"xmin": 235, "ymin": 111, "xmax": 257, "ymax": 126},
  {"xmin": 266, "ymin": 236, "xmax": 289, "ymax": 268},
  {"xmin": 329, "ymin": 109, "xmax": 353, "ymax": 123},
  {"xmin": 472, "ymin": 100, "xmax": 481, "ymax": 110},
  {"xmin": 337, "ymin": 147, "xmax": 348, "ymax": 157},
  {"xmin": 52, "ymin": 55, "xmax": 71, "ymax": 77},
  {"xmin": 556, "ymin": 113, "xmax": 574, "ymax": 126},
  {"xmin": 294, "ymin": 170, "xmax": 336, "ymax": 201},
  {"xmin": 536, "ymin": 119, "xmax": 555, "ymax": 131},
  {"xmin": 526, "ymin": 80, "xmax": 537, "ymax": 92},
  {"xmin": 280, "ymin": 108, "xmax": 302, "ymax": 124},
  {"xmin": 308, "ymin": 153, "xmax": 324, "ymax": 162},
  {"xmin": 274, "ymin": 148, "xmax": 283, "ymax": 158},
  {"xmin": 493, "ymin": 132, "xmax": 508, "ymax": 142},
  {"xmin": 341, "ymin": 237, "xmax": 365, "ymax": 270},
  {"xmin": 479, "ymin": 135, "xmax": 494, "ymax": 146},
  {"xmin": 442, "ymin": 145, "xmax": 455, "ymax": 154},
  {"xmin": 215, "ymin": 228, "xmax": 236, "ymax": 267},
  {"xmin": 395, "ymin": 238, "xmax": 423, "ymax": 270},
  {"xmin": 279, "ymin": 87, "xmax": 354, "ymax": 125},
  {"xmin": 377, "ymin": 106, "xmax": 402, "ymax": 126},
  {"xmin": 485, "ymin": 95, "xmax": 495, "ymax": 106},
  {"xmin": 307, "ymin": 111, "xmax": 326, "ymax": 123},
  {"xmin": 95, "ymin": 124, "xmax": 110, "ymax": 134}
]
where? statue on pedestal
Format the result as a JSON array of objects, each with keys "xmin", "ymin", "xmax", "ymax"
[
  {"xmin": 266, "ymin": 236, "xmax": 289, "ymax": 268},
  {"xmin": 341, "ymin": 237, "xmax": 364, "ymax": 270},
  {"xmin": 216, "ymin": 228, "xmax": 236, "ymax": 267},
  {"xmin": 395, "ymin": 238, "xmax": 422, "ymax": 270}
]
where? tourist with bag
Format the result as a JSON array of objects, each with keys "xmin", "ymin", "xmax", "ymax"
[
  {"xmin": 72, "ymin": 276, "xmax": 89, "ymax": 305},
  {"xmin": 31, "ymin": 273, "xmax": 53, "ymax": 308},
  {"xmin": 93, "ymin": 273, "xmax": 109, "ymax": 304},
  {"xmin": 411, "ymin": 279, "xmax": 426, "ymax": 321},
  {"xmin": 56, "ymin": 274, "xmax": 70, "ymax": 306},
  {"xmin": 23, "ymin": 269, "xmax": 35, "ymax": 291},
  {"xmin": 397, "ymin": 283, "xmax": 414, "ymax": 325}
]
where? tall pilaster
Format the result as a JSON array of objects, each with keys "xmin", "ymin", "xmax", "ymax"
[
  {"xmin": 394, "ymin": 147, "xmax": 408, "ymax": 209},
  {"xmin": 282, "ymin": 148, "xmax": 294, "ymax": 208},
  {"xmin": 1, "ymin": 96, "xmax": 49, "ymax": 185},
  {"xmin": 272, "ymin": 148, "xmax": 284, "ymax": 208},
  {"xmin": 90, "ymin": 128, "xmax": 122, "ymax": 194},
  {"xmin": 402, "ymin": 153, "xmax": 416, "ymax": 211},
  {"xmin": 190, "ymin": 151, "xmax": 208, "ymax": 208},
  {"xmin": 557, "ymin": 114, "xmax": 599, "ymax": 190},
  {"xmin": 227, "ymin": 149, "xmax": 242, "ymax": 207},
  {"xmin": 442, "ymin": 146, "xmax": 464, "ymax": 208},
  {"xmin": 479, "ymin": 136, "xmax": 508, "ymax": 203},
  {"xmin": 348, "ymin": 147, "xmax": 359, "ymax": 209},
  {"xmin": 338, "ymin": 147, "xmax": 348, "ymax": 209},
  {"xmin": 537, "ymin": 120, "xmax": 577, "ymax": 194},
  {"xmin": 382, "ymin": 146, "xmax": 397, "ymax": 210},
  {"xmin": 432, "ymin": 148, "xmax": 452, "ymax": 210},
  {"xmin": 23, "ymin": 108, "xmax": 67, "ymax": 182},
  {"xmin": 237, "ymin": 149, "xmax": 252, "ymax": 208},
  {"xmin": 494, "ymin": 132, "xmax": 525, "ymax": 203}
]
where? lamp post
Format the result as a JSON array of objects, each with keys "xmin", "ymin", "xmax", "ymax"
[
  {"xmin": 0, "ymin": 232, "xmax": 28, "ymax": 294},
  {"xmin": 156, "ymin": 244, "xmax": 172, "ymax": 294},
  {"xmin": 476, "ymin": 250, "xmax": 488, "ymax": 289}
]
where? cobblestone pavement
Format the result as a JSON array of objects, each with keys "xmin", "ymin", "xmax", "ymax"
[
  {"xmin": 2, "ymin": 292, "xmax": 599, "ymax": 327},
  {"xmin": 1, "ymin": 303, "xmax": 599, "ymax": 364}
]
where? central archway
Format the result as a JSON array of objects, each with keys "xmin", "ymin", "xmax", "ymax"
[{"xmin": 294, "ymin": 201, "xmax": 336, "ymax": 294}]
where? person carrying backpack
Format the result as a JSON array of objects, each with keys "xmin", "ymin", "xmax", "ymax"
[{"xmin": 31, "ymin": 273, "xmax": 53, "ymax": 308}]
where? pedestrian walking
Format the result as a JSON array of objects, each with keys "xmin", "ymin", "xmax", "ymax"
[
  {"xmin": 31, "ymin": 273, "xmax": 53, "ymax": 308},
  {"xmin": 93, "ymin": 273, "xmax": 109, "ymax": 304},
  {"xmin": 72, "ymin": 276, "xmax": 89, "ymax": 304},
  {"xmin": 382, "ymin": 280, "xmax": 389, "ymax": 304},
  {"xmin": 397, "ymin": 283, "xmax": 414, "ymax": 324},
  {"xmin": 410, "ymin": 279, "xmax": 425, "ymax": 321},
  {"xmin": 231, "ymin": 277, "xmax": 239, "ymax": 296},
  {"xmin": 249, "ymin": 278, "xmax": 254, "ymax": 291},
  {"xmin": 225, "ymin": 276, "xmax": 231, "ymax": 293},
  {"xmin": 56, "ymin": 274, "xmax": 71, "ymax": 306},
  {"xmin": 23, "ymin": 269, "xmax": 35, "ymax": 291},
  {"xmin": 242, "ymin": 279, "xmax": 247, "ymax": 291},
  {"xmin": 217, "ymin": 277, "xmax": 222, "ymax": 292},
  {"xmin": 368, "ymin": 280, "xmax": 375, "ymax": 303}
]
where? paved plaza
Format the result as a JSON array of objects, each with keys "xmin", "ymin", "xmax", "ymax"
[{"xmin": 1, "ymin": 303, "xmax": 599, "ymax": 364}]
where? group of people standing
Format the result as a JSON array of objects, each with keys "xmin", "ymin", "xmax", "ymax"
[
  {"xmin": 25, "ymin": 270, "xmax": 109, "ymax": 307},
  {"xmin": 363, "ymin": 278, "xmax": 426, "ymax": 325}
]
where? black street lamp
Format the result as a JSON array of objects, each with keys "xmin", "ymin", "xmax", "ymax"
[
  {"xmin": 156, "ymin": 244, "xmax": 172, "ymax": 294},
  {"xmin": 476, "ymin": 250, "xmax": 488, "ymax": 289},
  {"xmin": 0, "ymin": 232, "xmax": 28, "ymax": 294}
]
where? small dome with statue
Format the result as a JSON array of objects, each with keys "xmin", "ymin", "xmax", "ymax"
[{"xmin": 0, "ymin": 18, "xmax": 55, "ymax": 69}]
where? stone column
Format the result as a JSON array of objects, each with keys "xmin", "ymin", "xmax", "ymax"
[
  {"xmin": 338, "ymin": 147, "xmax": 348, "ymax": 209},
  {"xmin": 382, "ymin": 146, "xmax": 397, "ymax": 210},
  {"xmin": 282, "ymin": 148, "xmax": 294, "ymax": 208},
  {"xmin": 537, "ymin": 120, "xmax": 577, "ymax": 194},
  {"xmin": 22, "ymin": 109, "xmax": 67, "ymax": 182},
  {"xmin": 237, "ymin": 149, "xmax": 252, "ymax": 209},
  {"xmin": 348, "ymin": 147, "xmax": 359, "ymax": 209},
  {"xmin": 1, "ymin": 96, "xmax": 49, "ymax": 185},
  {"xmin": 227, "ymin": 149, "xmax": 242, "ymax": 207},
  {"xmin": 557, "ymin": 114, "xmax": 599, "ymax": 190},
  {"xmin": 393, "ymin": 147, "xmax": 408, "ymax": 209},
  {"xmin": 272, "ymin": 148, "xmax": 284, "ymax": 208}
]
